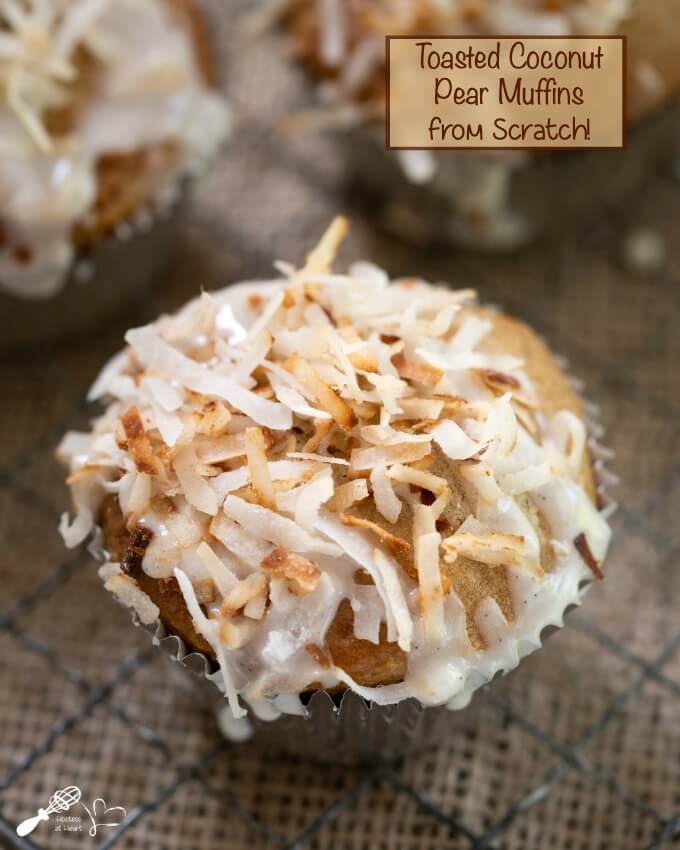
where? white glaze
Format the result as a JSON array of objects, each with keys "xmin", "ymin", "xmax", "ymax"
[{"xmin": 59, "ymin": 252, "xmax": 612, "ymax": 718}]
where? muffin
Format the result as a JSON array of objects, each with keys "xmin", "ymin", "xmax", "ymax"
[
  {"xmin": 0, "ymin": 0, "xmax": 230, "ymax": 341},
  {"xmin": 279, "ymin": 0, "xmax": 680, "ymax": 248},
  {"xmin": 58, "ymin": 217, "xmax": 612, "ymax": 729}
]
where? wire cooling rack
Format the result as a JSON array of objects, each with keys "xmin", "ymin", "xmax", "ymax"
[{"xmin": 1, "ymin": 4, "xmax": 680, "ymax": 849}]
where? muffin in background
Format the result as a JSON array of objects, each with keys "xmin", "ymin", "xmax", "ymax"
[
  {"xmin": 58, "ymin": 218, "xmax": 613, "ymax": 755},
  {"xmin": 279, "ymin": 0, "xmax": 680, "ymax": 249},
  {"xmin": 0, "ymin": 0, "xmax": 230, "ymax": 343}
]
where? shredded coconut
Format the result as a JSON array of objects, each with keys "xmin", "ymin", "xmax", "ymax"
[{"xmin": 59, "ymin": 218, "xmax": 612, "ymax": 718}]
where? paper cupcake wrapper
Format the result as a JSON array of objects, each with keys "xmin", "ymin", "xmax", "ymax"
[{"xmin": 122, "ymin": 347, "xmax": 617, "ymax": 764}]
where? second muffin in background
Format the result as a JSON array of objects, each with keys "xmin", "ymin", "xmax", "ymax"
[{"xmin": 0, "ymin": 0, "xmax": 230, "ymax": 343}]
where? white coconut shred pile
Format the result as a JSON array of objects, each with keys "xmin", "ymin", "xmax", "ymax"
[
  {"xmin": 0, "ymin": 0, "xmax": 230, "ymax": 299},
  {"xmin": 59, "ymin": 217, "xmax": 611, "ymax": 721}
]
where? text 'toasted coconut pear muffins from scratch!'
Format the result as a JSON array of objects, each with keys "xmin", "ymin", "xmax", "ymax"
[
  {"xmin": 0, "ymin": 0, "xmax": 230, "ymax": 345},
  {"xmin": 59, "ymin": 219, "xmax": 613, "ymax": 755}
]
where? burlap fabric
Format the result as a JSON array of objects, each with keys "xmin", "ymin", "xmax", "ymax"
[{"xmin": 1, "ymin": 5, "xmax": 679, "ymax": 849}]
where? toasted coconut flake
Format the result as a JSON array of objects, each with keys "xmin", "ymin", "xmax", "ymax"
[
  {"xmin": 574, "ymin": 532, "xmax": 604, "ymax": 580},
  {"xmin": 302, "ymin": 419, "xmax": 333, "ymax": 453},
  {"xmin": 196, "ymin": 433, "xmax": 247, "ymax": 464},
  {"xmin": 348, "ymin": 347, "xmax": 378, "ymax": 371},
  {"xmin": 350, "ymin": 400, "xmax": 381, "ymax": 420},
  {"xmin": 370, "ymin": 465, "xmax": 402, "ymax": 524},
  {"xmin": 286, "ymin": 354, "xmax": 356, "ymax": 431},
  {"xmin": 293, "ymin": 469, "xmax": 335, "ymax": 530},
  {"xmin": 268, "ymin": 373, "xmax": 332, "ymax": 420},
  {"xmin": 398, "ymin": 398, "xmax": 445, "ymax": 420},
  {"xmin": 416, "ymin": 348, "xmax": 523, "ymax": 374},
  {"xmin": 501, "ymin": 464, "xmax": 552, "ymax": 496},
  {"xmin": 193, "ymin": 463, "xmax": 221, "ymax": 478},
  {"xmin": 372, "ymin": 547, "xmax": 413, "ymax": 651},
  {"xmin": 339, "ymin": 513, "xmax": 410, "ymax": 553},
  {"xmin": 320, "ymin": 324, "xmax": 365, "ymax": 402},
  {"xmin": 458, "ymin": 461, "xmax": 504, "ymax": 503},
  {"xmin": 218, "ymin": 616, "xmax": 257, "ymax": 649},
  {"xmin": 413, "ymin": 504, "xmax": 446, "ymax": 644},
  {"xmin": 104, "ymin": 574, "xmax": 160, "ymax": 625},
  {"xmin": 210, "ymin": 512, "xmax": 273, "ymax": 564},
  {"xmin": 174, "ymin": 568, "xmax": 245, "ymax": 717},
  {"xmin": 211, "ymin": 458, "xmax": 319, "ymax": 503},
  {"xmin": 393, "ymin": 355, "xmax": 444, "ymax": 386},
  {"xmin": 221, "ymin": 573, "xmax": 269, "ymax": 617},
  {"xmin": 431, "ymin": 420, "xmax": 480, "ymax": 461},
  {"xmin": 224, "ymin": 495, "xmax": 341, "ymax": 556},
  {"xmin": 350, "ymin": 585, "xmax": 382, "ymax": 644},
  {"xmin": 121, "ymin": 407, "xmax": 162, "ymax": 476},
  {"xmin": 350, "ymin": 442, "xmax": 430, "ymax": 471},
  {"xmin": 360, "ymin": 424, "xmax": 432, "ymax": 446},
  {"xmin": 196, "ymin": 401, "xmax": 233, "ymax": 437},
  {"xmin": 441, "ymin": 532, "xmax": 541, "ymax": 577},
  {"xmin": 127, "ymin": 472, "xmax": 152, "ymax": 516},
  {"xmin": 144, "ymin": 376, "xmax": 183, "ymax": 411},
  {"xmin": 477, "ymin": 368, "xmax": 521, "ymax": 395},
  {"xmin": 303, "ymin": 216, "xmax": 349, "ymax": 275},
  {"xmin": 550, "ymin": 411, "xmax": 586, "ymax": 479},
  {"xmin": 512, "ymin": 400, "xmax": 541, "ymax": 441},
  {"xmin": 489, "ymin": 393, "xmax": 518, "ymax": 458},
  {"xmin": 196, "ymin": 542, "xmax": 239, "ymax": 597},
  {"xmin": 59, "ymin": 471, "xmax": 102, "ymax": 548},
  {"xmin": 125, "ymin": 326, "xmax": 292, "ymax": 431},
  {"xmin": 173, "ymin": 446, "xmax": 218, "ymax": 516},
  {"xmin": 244, "ymin": 592, "xmax": 268, "ymax": 620},
  {"xmin": 329, "ymin": 478, "xmax": 369, "ymax": 512},
  {"xmin": 286, "ymin": 451, "xmax": 349, "ymax": 466},
  {"xmin": 245, "ymin": 427, "xmax": 276, "ymax": 510},
  {"xmin": 386, "ymin": 464, "xmax": 450, "ymax": 516},
  {"xmin": 261, "ymin": 547, "xmax": 321, "ymax": 595}
]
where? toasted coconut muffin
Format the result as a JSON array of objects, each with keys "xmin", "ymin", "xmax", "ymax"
[
  {"xmin": 282, "ymin": 0, "xmax": 677, "ymax": 121},
  {"xmin": 278, "ymin": 0, "xmax": 679, "ymax": 247},
  {"xmin": 0, "ymin": 0, "xmax": 230, "ymax": 299},
  {"xmin": 59, "ymin": 218, "xmax": 611, "ymax": 719}
]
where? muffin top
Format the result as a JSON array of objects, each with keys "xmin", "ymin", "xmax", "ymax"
[
  {"xmin": 284, "ymin": 0, "xmax": 632, "ymax": 109},
  {"xmin": 0, "ymin": 0, "xmax": 229, "ymax": 299},
  {"xmin": 59, "ymin": 218, "xmax": 611, "ymax": 719}
]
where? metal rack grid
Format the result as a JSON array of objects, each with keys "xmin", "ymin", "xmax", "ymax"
[{"xmin": 1, "ymin": 4, "xmax": 680, "ymax": 849}]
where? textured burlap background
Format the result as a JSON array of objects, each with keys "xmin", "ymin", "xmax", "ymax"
[{"xmin": 1, "ymin": 4, "xmax": 679, "ymax": 849}]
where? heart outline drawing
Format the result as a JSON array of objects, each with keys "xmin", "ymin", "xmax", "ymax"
[{"xmin": 81, "ymin": 798, "xmax": 127, "ymax": 837}]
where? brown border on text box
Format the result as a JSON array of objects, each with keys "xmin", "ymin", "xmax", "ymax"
[{"xmin": 385, "ymin": 35, "xmax": 627, "ymax": 152}]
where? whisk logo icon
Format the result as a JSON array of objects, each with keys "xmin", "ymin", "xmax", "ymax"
[
  {"xmin": 16, "ymin": 785, "xmax": 127, "ymax": 838},
  {"xmin": 16, "ymin": 786, "xmax": 82, "ymax": 836}
]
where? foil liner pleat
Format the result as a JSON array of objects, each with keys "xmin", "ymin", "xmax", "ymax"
[
  {"xmin": 116, "ymin": 340, "xmax": 616, "ymax": 764},
  {"xmin": 150, "ymin": 620, "xmax": 485, "ymax": 763}
]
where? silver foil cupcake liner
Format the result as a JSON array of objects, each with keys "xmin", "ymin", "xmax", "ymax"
[
  {"xmin": 158, "ymin": 643, "xmax": 488, "ymax": 764},
  {"xmin": 120, "ymin": 345, "xmax": 617, "ymax": 764}
]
